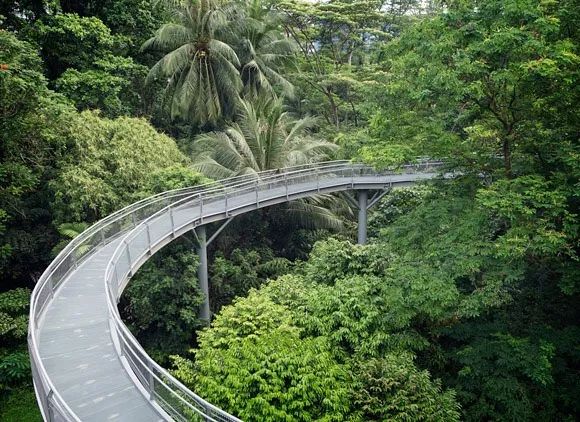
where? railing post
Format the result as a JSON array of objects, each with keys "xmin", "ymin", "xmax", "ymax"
[
  {"xmin": 169, "ymin": 207, "xmax": 175, "ymax": 238},
  {"xmin": 199, "ymin": 194, "xmax": 204, "ymax": 224},
  {"xmin": 131, "ymin": 212, "xmax": 137, "ymax": 227},
  {"xmin": 124, "ymin": 241, "xmax": 132, "ymax": 276},
  {"xmin": 285, "ymin": 173, "xmax": 289, "ymax": 200},
  {"xmin": 224, "ymin": 191, "xmax": 228, "ymax": 216},
  {"xmin": 100, "ymin": 229, "xmax": 106, "ymax": 246},
  {"xmin": 145, "ymin": 223, "xmax": 152, "ymax": 254},
  {"xmin": 147, "ymin": 360, "xmax": 155, "ymax": 400},
  {"xmin": 46, "ymin": 389, "xmax": 55, "ymax": 422},
  {"xmin": 316, "ymin": 169, "xmax": 320, "ymax": 192},
  {"xmin": 255, "ymin": 180, "xmax": 259, "ymax": 206},
  {"xmin": 118, "ymin": 331, "xmax": 125, "ymax": 357},
  {"xmin": 48, "ymin": 276, "xmax": 54, "ymax": 299}
]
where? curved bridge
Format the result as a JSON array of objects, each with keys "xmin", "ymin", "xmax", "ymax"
[{"xmin": 29, "ymin": 161, "xmax": 443, "ymax": 421}]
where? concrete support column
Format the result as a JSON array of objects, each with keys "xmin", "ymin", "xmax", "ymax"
[
  {"xmin": 357, "ymin": 190, "xmax": 368, "ymax": 245},
  {"xmin": 196, "ymin": 225, "xmax": 210, "ymax": 322}
]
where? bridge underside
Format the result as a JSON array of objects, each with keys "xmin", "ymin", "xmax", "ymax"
[{"xmin": 193, "ymin": 186, "xmax": 391, "ymax": 321}]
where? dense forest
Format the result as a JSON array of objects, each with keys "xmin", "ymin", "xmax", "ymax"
[{"xmin": 1, "ymin": 0, "xmax": 579, "ymax": 420}]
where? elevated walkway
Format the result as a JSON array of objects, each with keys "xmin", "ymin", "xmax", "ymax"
[{"xmin": 29, "ymin": 161, "xmax": 443, "ymax": 421}]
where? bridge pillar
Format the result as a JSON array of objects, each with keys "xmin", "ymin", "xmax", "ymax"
[
  {"xmin": 357, "ymin": 190, "xmax": 368, "ymax": 245},
  {"xmin": 196, "ymin": 225, "xmax": 210, "ymax": 323}
]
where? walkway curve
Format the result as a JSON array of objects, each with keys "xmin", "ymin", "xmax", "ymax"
[{"xmin": 29, "ymin": 160, "xmax": 444, "ymax": 421}]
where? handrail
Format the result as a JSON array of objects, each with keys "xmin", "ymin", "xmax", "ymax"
[
  {"xmin": 29, "ymin": 160, "xmax": 445, "ymax": 421},
  {"xmin": 28, "ymin": 160, "xmax": 353, "ymax": 421}
]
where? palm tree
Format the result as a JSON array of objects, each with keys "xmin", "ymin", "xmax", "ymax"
[
  {"xmin": 236, "ymin": 0, "xmax": 296, "ymax": 99},
  {"xmin": 142, "ymin": 0, "xmax": 241, "ymax": 126},
  {"xmin": 192, "ymin": 97, "xmax": 345, "ymax": 229},
  {"xmin": 193, "ymin": 96, "xmax": 336, "ymax": 176}
]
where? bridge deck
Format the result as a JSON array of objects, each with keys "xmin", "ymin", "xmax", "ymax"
[
  {"xmin": 38, "ymin": 240, "xmax": 164, "ymax": 421},
  {"xmin": 33, "ymin": 170, "xmax": 440, "ymax": 421}
]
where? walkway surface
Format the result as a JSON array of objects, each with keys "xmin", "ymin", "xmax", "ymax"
[
  {"xmin": 38, "ymin": 240, "xmax": 164, "ymax": 421},
  {"xmin": 30, "ymin": 163, "xmax": 442, "ymax": 421}
]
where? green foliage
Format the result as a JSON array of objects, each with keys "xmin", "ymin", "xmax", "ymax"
[
  {"xmin": 174, "ymin": 292, "xmax": 351, "ymax": 421},
  {"xmin": 302, "ymin": 259, "xmax": 461, "ymax": 356},
  {"xmin": 351, "ymin": 12, "xmax": 580, "ymax": 419},
  {"xmin": 477, "ymin": 176, "xmax": 578, "ymax": 261},
  {"xmin": 51, "ymin": 110, "xmax": 189, "ymax": 223},
  {"xmin": 143, "ymin": 0, "xmax": 298, "ymax": 128},
  {"xmin": 195, "ymin": 331, "xmax": 350, "ymax": 421},
  {"xmin": 277, "ymin": 0, "xmax": 398, "ymax": 130},
  {"xmin": 35, "ymin": 13, "xmax": 118, "ymax": 77},
  {"xmin": 0, "ymin": 386, "xmax": 43, "ymax": 421},
  {"xmin": 303, "ymin": 238, "xmax": 390, "ymax": 285},
  {"xmin": 452, "ymin": 332, "xmax": 554, "ymax": 421},
  {"xmin": 209, "ymin": 247, "xmax": 292, "ymax": 312},
  {"xmin": 34, "ymin": 12, "xmax": 151, "ymax": 116},
  {"xmin": 0, "ymin": 30, "xmax": 73, "ymax": 285},
  {"xmin": 367, "ymin": 186, "xmax": 429, "ymax": 237},
  {"xmin": 55, "ymin": 55, "xmax": 148, "ymax": 117},
  {"xmin": 358, "ymin": 142, "xmax": 417, "ymax": 169},
  {"xmin": 364, "ymin": 0, "xmax": 580, "ymax": 179},
  {"xmin": 0, "ymin": 211, "xmax": 10, "ymax": 272},
  {"xmin": 0, "ymin": 1, "xmax": 52, "ymax": 30},
  {"xmin": 141, "ymin": 165, "xmax": 211, "ymax": 194},
  {"xmin": 304, "ymin": 274, "xmax": 421, "ymax": 356},
  {"xmin": 0, "ymin": 352, "xmax": 31, "ymax": 388},
  {"xmin": 122, "ymin": 241, "xmax": 205, "ymax": 360},
  {"xmin": 0, "ymin": 289, "xmax": 31, "ymax": 393},
  {"xmin": 173, "ymin": 245, "xmax": 463, "ymax": 420},
  {"xmin": 380, "ymin": 191, "xmax": 525, "ymax": 318},
  {"xmin": 0, "ymin": 289, "xmax": 29, "ymax": 342},
  {"xmin": 436, "ymin": 276, "xmax": 580, "ymax": 421},
  {"xmin": 259, "ymin": 273, "xmax": 312, "ymax": 311},
  {"xmin": 351, "ymin": 353, "xmax": 460, "ymax": 422},
  {"xmin": 193, "ymin": 291, "xmax": 296, "ymax": 350},
  {"xmin": 96, "ymin": 0, "xmax": 167, "ymax": 49},
  {"xmin": 50, "ymin": 222, "xmax": 89, "ymax": 257},
  {"xmin": 236, "ymin": 0, "xmax": 296, "ymax": 100}
]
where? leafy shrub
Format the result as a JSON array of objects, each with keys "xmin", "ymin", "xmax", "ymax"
[
  {"xmin": 350, "ymin": 353, "xmax": 460, "ymax": 421},
  {"xmin": 0, "ymin": 288, "xmax": 31, "ymax": 393},
  {"xmin": 173, "ymin": 293, "xmax": 351, "ymax": 421}
]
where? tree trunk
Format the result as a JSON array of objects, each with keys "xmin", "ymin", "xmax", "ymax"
[
  {"xmin": 325, "ymin": 88, "xmax": 339, "ymax": 130},
  {"xmin": 503, "ymin": 138, "xmax": 512, "ymax": 178},
  {"xmin": 349, "ymin": 100, "xmax": 358, "ymax": 127}
]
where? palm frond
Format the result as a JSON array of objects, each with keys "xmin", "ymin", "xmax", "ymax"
[
  {"xmin": 283, "ymin": 115, "xmax": 318, "ymax": 146},
  {"xmin": 208, "ymin": 39, "xmax": 241, "ymax": 67},
  {"xmin": 145, "ymin": 43, "xmax": 192, "ymax": 86},
  {"xmin": 191, "ymin": 155, "xmax": 237, "ymax": 180},
  {"xmin": 57, "ymin": 222, "xmax": 89, "ymax": 239},
  {"xmin": 225, "ymin": 126, "xmax": 261, "ymax": 171},
  {"xmin": 141, "ymin": 23, "xmax": 192, "ymax": 52},
  {"xmin": 145, "ymin": 0, "xmax": 242, "ymax": 125},
  {"xmin": 284, "ymin": 199, "xmax": 344, "ymax": 231}
]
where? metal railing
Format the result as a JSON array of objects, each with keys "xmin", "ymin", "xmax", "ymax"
[{"xmin": 29, "ymin": 160, "xmax": 444, "ymax": 421}]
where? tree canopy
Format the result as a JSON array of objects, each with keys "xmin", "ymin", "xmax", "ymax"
[{"xmin": 1, "ymin": 0, "xmax": 578, "ymax": 420}]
